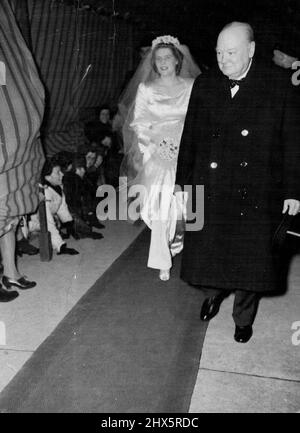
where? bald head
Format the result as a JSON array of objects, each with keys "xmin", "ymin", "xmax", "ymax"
[
  {"xmin": 221, "ymin": 22, "xmax": 254, "ymax": 43},
  {"xmin": 216, "ymin": 22, "xmax": 255, "ymax": 79}
]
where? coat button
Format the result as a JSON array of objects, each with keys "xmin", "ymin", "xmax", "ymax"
[
  {"xmin": 240, "ymin": 161, "xmax": 248, "ymax": 167},
  {"xmin": 210, "ymin": 162, "xmax": 218, "ymax": 169},
  {"xmin": 241, "ymin": 129, "xmax": 249, "ymax": 136},
  {"xmin": 238, "ymin": 188, "xmax": 248, "ymax": 199}
]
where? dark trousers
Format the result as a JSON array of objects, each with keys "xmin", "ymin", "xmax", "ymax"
[{"xmin": 202, "ymin": 287, "xmax": 260, "ymax": 326}]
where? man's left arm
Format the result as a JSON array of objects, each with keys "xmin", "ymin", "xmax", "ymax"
[{"xmin": 281, "ymin": 76, "xmax": 300, "ymax": 215}]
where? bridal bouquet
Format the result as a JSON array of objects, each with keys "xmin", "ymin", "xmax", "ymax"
[{"xmin": 158, "ymin": 137, "xmax": 179, "ymax": 161}]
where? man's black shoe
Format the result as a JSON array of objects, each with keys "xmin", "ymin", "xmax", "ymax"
[
  {"xmin": 234, "ymin": 325, "xmax": 253, "ymax": 343},
  {"xmin": 200, "ymin": 295, "xmax": 223, "ymax": 321}
]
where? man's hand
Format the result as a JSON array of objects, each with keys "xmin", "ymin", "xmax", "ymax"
[
  {"xmin": 282, "ymin": 199, "xmax": 300, "ymax": 215},
  {"xmin": 273, "ymin": 49, "xmax": 298, "ymax": 69},
  {"xmin": 102, "ymin": 136, "xmax": 112, "ymax": 148}
]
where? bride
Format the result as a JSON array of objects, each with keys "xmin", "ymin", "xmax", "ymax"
[{"xmin": 120, "ymin": 35, "xmax": 200, "ymax": 281}]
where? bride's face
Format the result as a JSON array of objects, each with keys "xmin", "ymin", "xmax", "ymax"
[{"xmin": 154, "ymin": 47, "xmax": 178, "ymax": 77}]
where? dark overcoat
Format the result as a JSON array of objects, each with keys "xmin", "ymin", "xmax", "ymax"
[{"xmin": 175, "ymin": 60, "xmax": 300, "ymax": 293}]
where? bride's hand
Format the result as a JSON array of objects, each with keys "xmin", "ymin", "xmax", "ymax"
[{"xmin": 138, "ymin": 142, "xmax": 153, "ymax": 165}]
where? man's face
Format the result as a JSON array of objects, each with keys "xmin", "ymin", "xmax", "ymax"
[
  {"xmin": 86, "ymin": 151, "xmax": 96, "ymax": 168},
  {"xmin": 99, "ymin": 109, "xmax": 110, "ymax": 124},
  {"xmin": 95, "ymin": 155, "xmax": 103, "ymax": 168},
  {"xmin": 216, "ymin": 27, "xmax": 255, "ymax": 79},
  {"xmin": 76, "ymin": 166, "xmax": 86, "ymax": 179}
]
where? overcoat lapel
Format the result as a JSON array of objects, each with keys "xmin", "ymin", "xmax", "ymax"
[{"xmin": 210, "ymin": 73, "xmax": 231, "ymax": 129}]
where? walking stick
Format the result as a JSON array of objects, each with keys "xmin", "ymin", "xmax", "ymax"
[{"xmin": 38, "ymin": 185, "xmax": 53, "ymax": 261}]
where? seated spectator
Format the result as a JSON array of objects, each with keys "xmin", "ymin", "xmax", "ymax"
[
  {"xmin": 63, "ymin": 154, "xmax": 104, "ymax": 236},
  {"xmin": 29, "ymin": 159, "xmax": 79, "ymax": 255},
  {"xmin": 86, "ymin": 147, "xmax": 106, "ymax": 190},
  {"xmin": 84, "ymin": 134, "xmax": 121, "ymax": 189},
  {"xmin": 85, "ymin": 147, "xmax": 97, "ymax": 172},
  {"xmin": 75, "ymin": 146, "xmax": 98, "ymax": 205},
  {"xmin": 84, "ymin": 104, "xmax": 113, "ymax": 145}
]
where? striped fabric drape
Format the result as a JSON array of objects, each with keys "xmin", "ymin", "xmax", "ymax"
[
  {"xmin": 0, "ymin": 0, "xmax": 45, "ymax": 237},
  {"xmin": 26, "ymin": 0, "xmax": 137, "ymax": 156}
]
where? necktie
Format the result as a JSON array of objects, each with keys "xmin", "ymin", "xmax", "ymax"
[{"xmin": 228, "ymin": 78, "xmax": 245, "ymax": 89}]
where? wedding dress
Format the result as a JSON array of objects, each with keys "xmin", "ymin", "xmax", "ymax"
[{"xmin": 130, "ymin": 78, "xmax": 194, "ymax": 270}]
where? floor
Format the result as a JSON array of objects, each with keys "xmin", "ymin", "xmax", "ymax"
[
  {"xmin": 189, "ymin": 254, "xmax": 300, "ymax": 413},
  {"xmin": 0, "ymin": 218, "xmax": 299, "ymax": 412}
]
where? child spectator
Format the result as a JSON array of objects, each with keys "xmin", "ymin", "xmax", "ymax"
[{"xmin": 29, "ymin": 159, "xmax": 79, "ymax": 255}]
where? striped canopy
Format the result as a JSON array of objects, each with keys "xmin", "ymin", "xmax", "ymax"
[
  {"xmin": 0, "ymin": 0, "xmax": 45, "ymax": 237},
  {"xmin": 27, "ymin": 0, "xmax": 137, "ymax": 156}
]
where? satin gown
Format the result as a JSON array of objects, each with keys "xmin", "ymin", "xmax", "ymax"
[{"xmin": 130, "ymin": 78, "xmax": 194, "ymax": 270}]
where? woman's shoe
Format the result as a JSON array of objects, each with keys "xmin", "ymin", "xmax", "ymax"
[
  {"xmin": 159, "ymin": 269, "xmax": 170, "ymax": 281},
  {"xmin": 0, "ymin": 286, "xmax": 19, "ymax": 302},
  {"xmin": 0, "ymin": 283, "xmax": 19, "ymax": 302},
  {"xmin": 2, "ymin": 275, "xmax": 36, "ymax": 290}
]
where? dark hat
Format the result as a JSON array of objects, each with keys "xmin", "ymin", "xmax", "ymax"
[{"xmin": 272, "ymin": 213, "xmax": 300, "ymax": 250}]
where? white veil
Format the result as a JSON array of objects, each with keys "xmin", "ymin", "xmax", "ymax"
[{"xmin": 118, "ymin": 40, "xmax": 201, "ymax": 190}]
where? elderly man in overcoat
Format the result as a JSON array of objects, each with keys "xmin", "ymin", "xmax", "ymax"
[{"xmin": 175, "ymin": 22, "xmax": 300, "ymax": 343}]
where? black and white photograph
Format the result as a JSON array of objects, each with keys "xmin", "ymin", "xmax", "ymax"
[{"xmin": 0, "ymin": 0, "xmax": 299, "ymax": 416}]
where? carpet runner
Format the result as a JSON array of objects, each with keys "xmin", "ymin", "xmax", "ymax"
[{"xmin": 0, "ymin": 228, "xmax": 207, "ymax": 413}]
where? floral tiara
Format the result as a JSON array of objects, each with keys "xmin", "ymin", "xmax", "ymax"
[{"xmin": 151, "ymin": 35, "xmax": 180, "ymax": 49}]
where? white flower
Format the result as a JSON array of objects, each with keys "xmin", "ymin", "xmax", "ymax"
[{"xmin": 151, "ymin": 35, "xmax": 180, "ymax": 49}]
